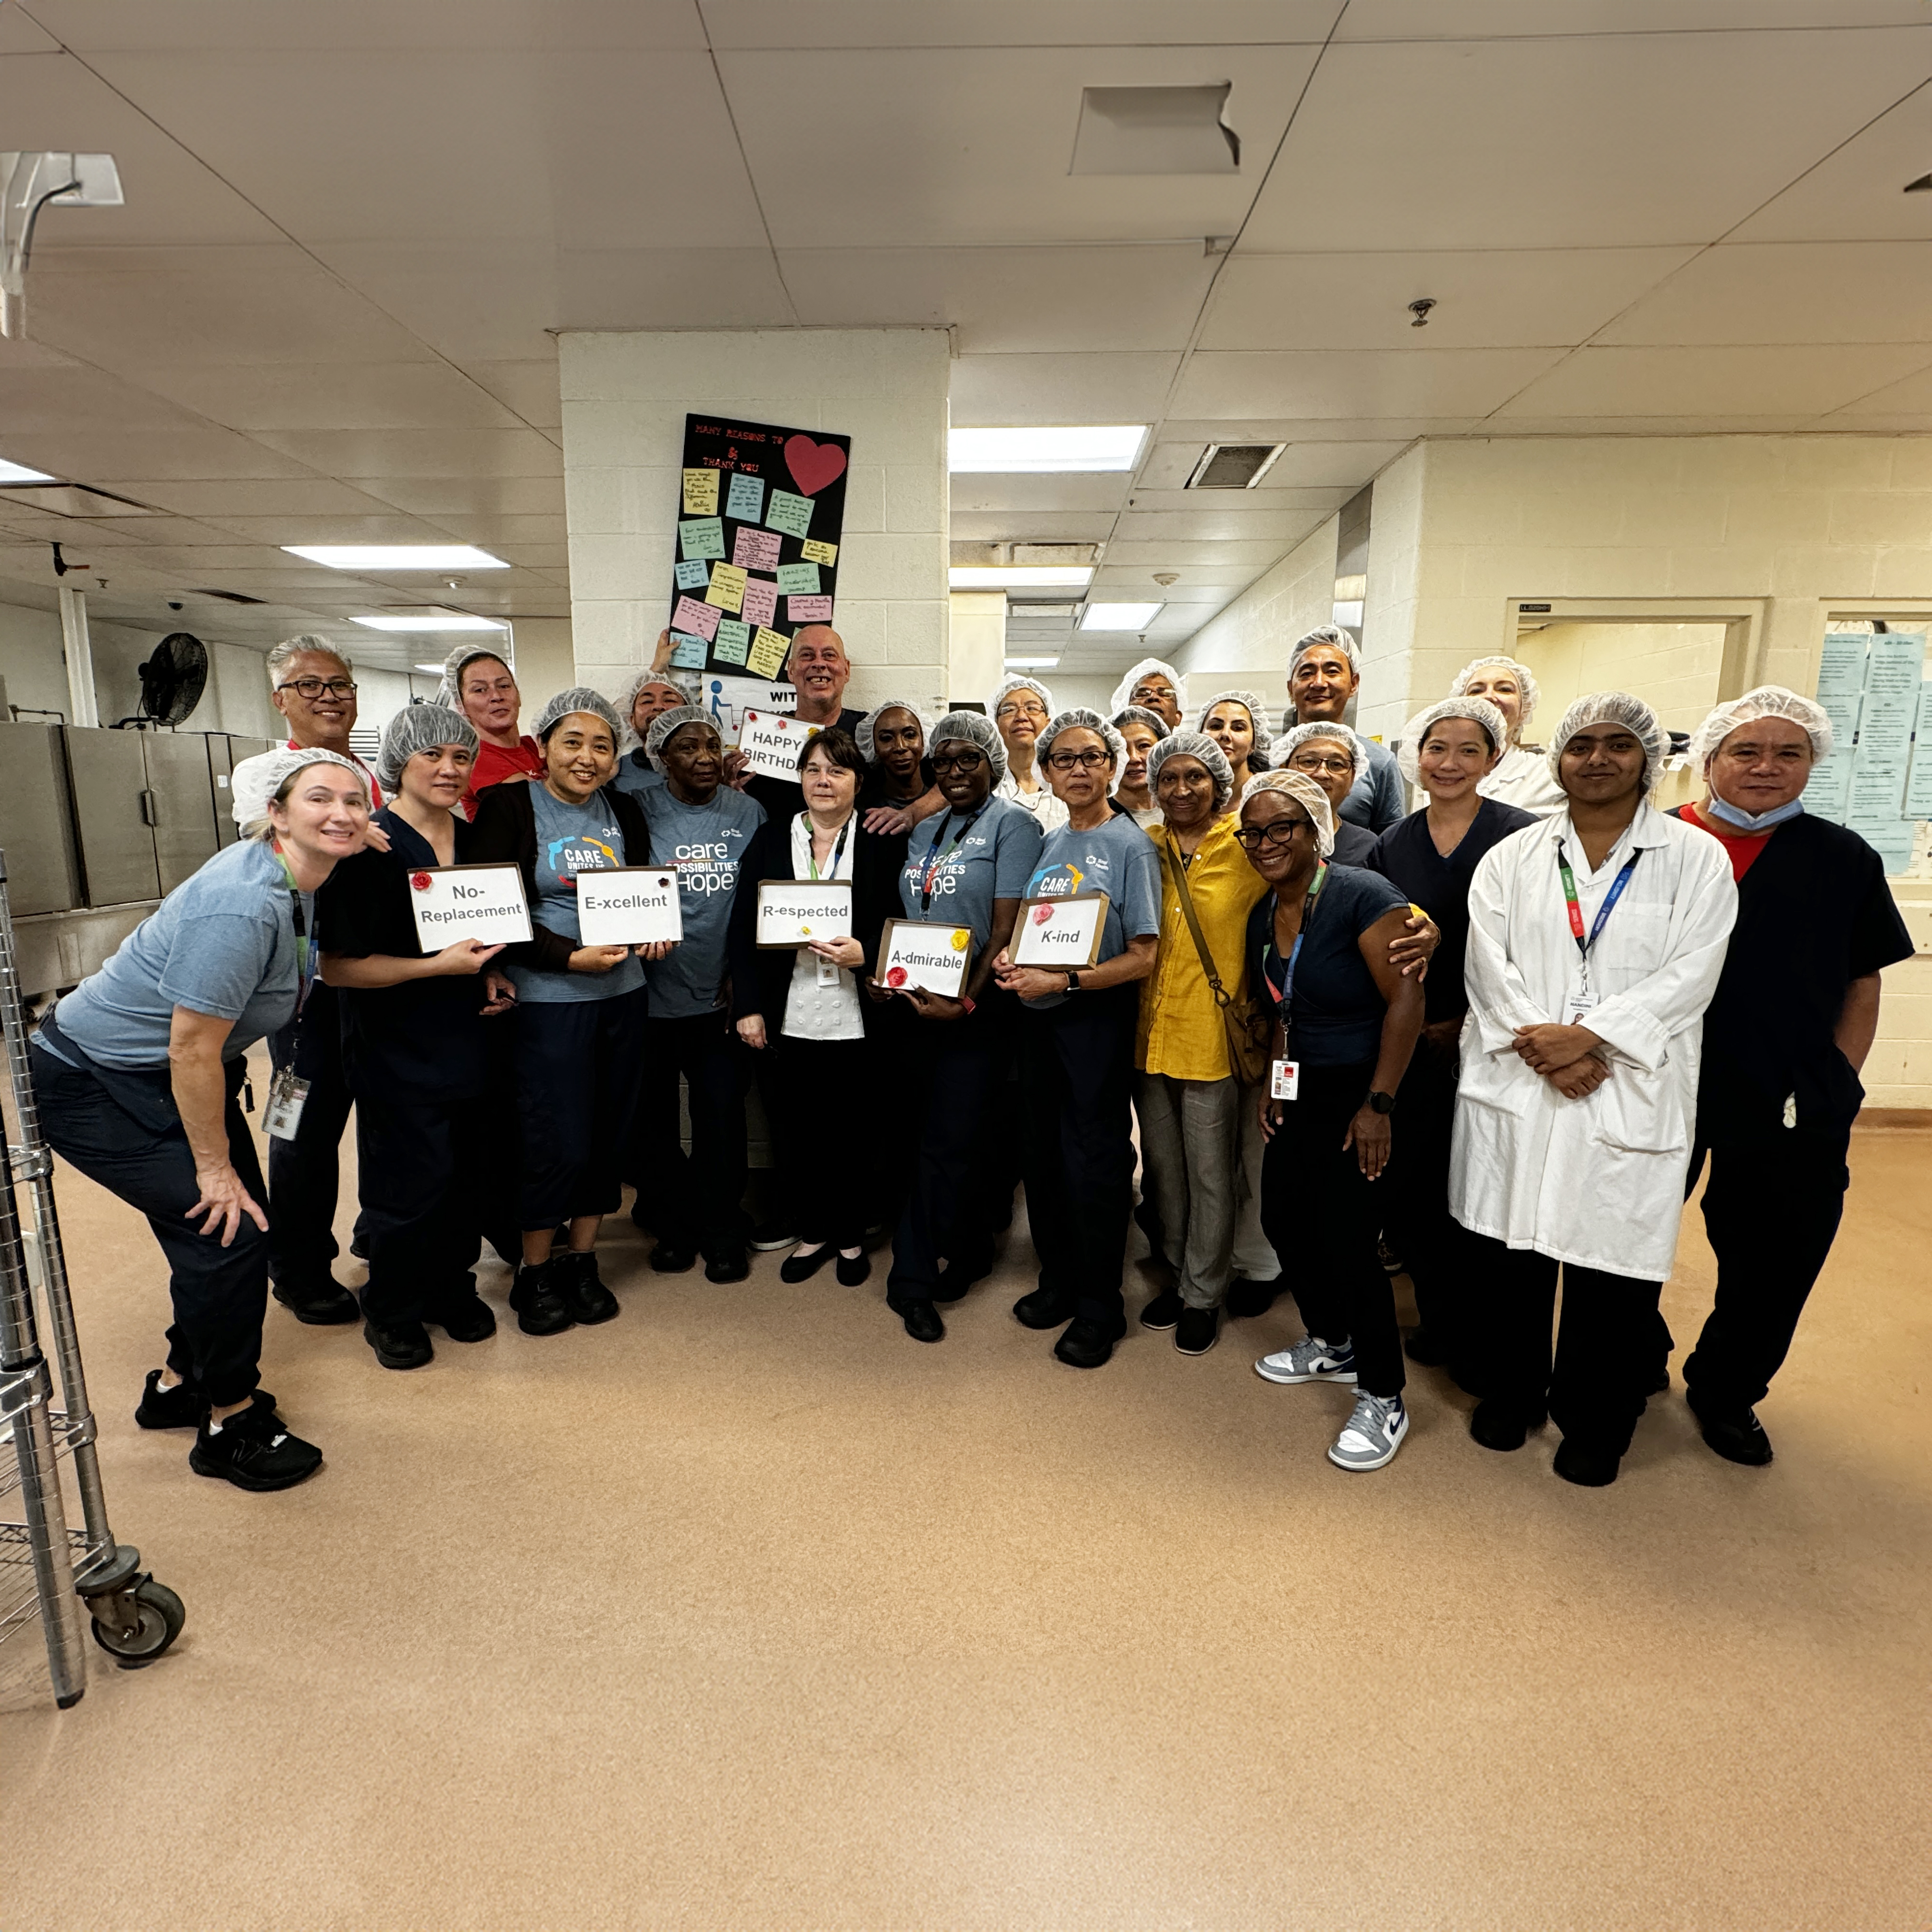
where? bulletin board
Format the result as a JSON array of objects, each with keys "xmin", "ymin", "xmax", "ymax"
[
  {"xmin": 1806, "ymin": 629, "xmax": 1930, "ymax": 875},
  {"xmin": 668, "ymin": 414, "xmax": 852, "ymax": 682}
]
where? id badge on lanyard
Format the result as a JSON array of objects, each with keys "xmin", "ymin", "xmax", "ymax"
[
  {"xmin": 1270, "ymin": 1059, "xmax": 1300, "ymax": 1102},
  {"xmin": 805, "ymin": 813, "xmax": 849, "ymax": 985},
  {"xmin": 1261, "ymin": 863, "xmax": 1328, "ymax": 1100},
  {"xmin": 263, "ymin": 1064, "xmax": 310, "ymax": 1141},
  {"xmin": 1557, "ymin": 841, "xmax": 1637, "ymax": 1029}
]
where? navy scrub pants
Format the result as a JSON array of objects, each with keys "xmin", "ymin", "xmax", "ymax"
[
  {"xmin": 1383, "ymin": 1038, "xmax": 1478, "ymax": 1364},
  {"xmin": 266, "ymin": 981, "xmax": 354, "ymax": 1294},
  {"xmin": 1018, "ymin": 989, "xmax": 1138, "ymax": 1331},
  {"xmin": 629, "ymin": 1009, "xmax": 750, "ymax": 1262},
  {"xmin": 512, "ymin": 989, "xmax": 648, "ymax": 1232},
  {"xmin": 30, "ymin": 1039, "xmax": 269, "ymax": 1408}
]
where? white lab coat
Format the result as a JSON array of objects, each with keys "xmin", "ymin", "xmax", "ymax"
[
  {"xmin": 1451, "ymin": 802, "xmax": 1737, "ymax": 1281},
  {"xmin": 1479, "ymin": 743, "xmax": 1567, "ymax": 817}
]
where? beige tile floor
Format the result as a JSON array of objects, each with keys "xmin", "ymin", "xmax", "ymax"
[{"xmin": 2, "ymin": 1110, "xmax": 1929, "ymax": 1932}]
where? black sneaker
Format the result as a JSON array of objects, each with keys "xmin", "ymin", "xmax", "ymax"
[
  {"xmin": 1013, "ymin": 1285, "xmax": 1075, "ymax": 1331},
  {"xmin": 271, "ymin": 1277, "xmax": 359, "ymax": 1325},
  {"xmin": 1686, "ymin": 1390, "xmax": 1773, "ymax": 1466},
  {"xmin": 363, "ymin": 1319, "xmax": 433, "ymax": 1371},
  {"xmin": 426, "ymin": 1292, "xmax": 496, "ymax": 1343},
  {"xmin": 650, "ymin": 1243, "xmax": 697, "ymax": 1274},
  {"xmin": 555, "ymin": 1251, "xmax": 619, "ymax": 1325},
  {"xmin": 1377, "ymin": 1237, "xmax": 1405, "ymax": 1276},
  {"xmin": 1553, "ymin": 1439, "xmax": 1622, "ymax": 1487},
  {"xmin": 135, "ymin": 1370, "xmax": 208, "ymax": 1431},
  {"xmin": 508, "ymin": 1259, "xmax": 573, "ymax": 1336},
  {"xmin": 705, "ymin": 1249, "xmax": 750, "ymax": 1284},
  {"xmin": 188, "ymin": 1399, "xmax": 323, "ymax": 1491},
  {"xmin": 1223, "ymin": 1277, "xmax": 1279, "ymax": 1319},
  {"xmin": 1140, "ymin": 1289, "xmax": 1183, "ymax": 1331},
  {"xmin": 1174, "ymin": 1306, "xmax": 1219, "ymax": 1356},
  {"xmin": 1053, "ymin": 1318, "xmax": 1122, "ymax": 1370},
  {"xmin": 748, "ymin": 1220, "xmax": 796, "ymax": 1252},
  {"xmin": 1469, "ymin": 1399, "xmax": 1543, "ymax": 1452},
  {"xmin": 890, "ymin": 1297, "xmax": 944, "ymax": 1344}
]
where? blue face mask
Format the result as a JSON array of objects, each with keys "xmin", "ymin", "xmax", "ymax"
[{"xmin": 1705, "ymin": 793, "xmax": 1805, "ymax": 832}]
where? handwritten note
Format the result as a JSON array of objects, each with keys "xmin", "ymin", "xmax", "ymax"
[
  {"xmin": 726, "ymin": 472, "xmax": 765, "ymax": 522},
  {"xmin": 741, "ymin": 578, "xmax": 778, "ymax": 629},
  {"xmin": 679, "ymin": 517, "xmax": 725, "ymax": 561},
  {"xmin": 766, "ymin": 490, "xmax": 814, "ymax": 540},
  {"xmin": 713, "ymin": 618, "xmax": 751, "ymax": 666},
  {"xmin": 733, "ymin": 525, "xmax": 781, "ymax": 572},
  {"xmin": 706, "ymin": 561, "xmax": 748, "ymax": 613},
  {"xmin": 668, "ymin": 633, "xmax": 710, "ymax": 669},
  {"xmin": 748, "ymin": 626, "xmax": 790, "ymax": 679},
  {"xmin": 775, "ymin": 561, "xmax": 821, "ymax": 596},
  {"xmin": 801, "ymin": 538, "xmax": 838, "ymax": 567},
  {"xmin": 671, "ymin": 595, "xmax": 721, "ymax": 642},
  {"xmin": 674, "ymin": 558, "xmax": 709, "ymax": 591},
  {"xmin": 788, "ymin": 595, "xmax": 833, "ymax": 623},
  {"xmin": 681, "ymin": 469, "xmax": 718, "ymax": 516}
]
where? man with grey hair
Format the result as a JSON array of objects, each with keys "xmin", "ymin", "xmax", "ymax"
[{"xmin": 1285, "ymin": 626, "xmax": 1404, "ymax": 833}]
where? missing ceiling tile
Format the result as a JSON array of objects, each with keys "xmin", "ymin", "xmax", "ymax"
[
  {"xmin": 1184, "ymin": 443, "xmax": 1284, "ymax": 490},
  {"xmin": 1069, "ymin": 85, "xmax": 1239, "ymax": 176}
]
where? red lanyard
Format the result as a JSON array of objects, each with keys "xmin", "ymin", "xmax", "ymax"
[{"xmin": 1260, "ymin": 862, "xmax": 1328, "ymax": 1009}]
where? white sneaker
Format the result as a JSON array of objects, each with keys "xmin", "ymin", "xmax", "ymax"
[
  {"xmin": 1328, "ymin": 1391, "xmax": 1408, "ymax": 1472},
  {"xmin": 1253, "ymin": 1335, "xmax": 1358, "ymax": 1385}
]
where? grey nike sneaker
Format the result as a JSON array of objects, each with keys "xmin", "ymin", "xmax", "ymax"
[
  {"xmin": 1327, "ymin": 1391, "xmax": 1409, "ymax": 1472},
  {"xmin": 1253, "ymin": 1335, "xmax": 1358, "ymax": 1385}
]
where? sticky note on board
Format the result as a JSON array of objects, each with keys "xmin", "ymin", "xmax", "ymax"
[
  {"xmin": 766, "ymin": 490, "xmax": 814, "ymax": 540},
  {"xmin": 671, "ymin": 594, "xmax": 721, "ymax": 641},
  {"xmin": 800, "ymin": 538, "xmax": 838, "ymax": 567},
  {"xmin": 713, "ymin": 618, "xmax": 751, "ymax": 665},
  {"xmin": 679, "ymin": 517, "xmax": 725, "ymax": 561},
  {"xmin": 706, "ymin": 562, "xmax": 749, "ymax": 612},
  {"xmin": 674, "ymin": 557, "xmax": 709, "ymax": 591},
  {"xmin": 788, "ymin": 594, "xmax": 833, "ymax": 623},
  {"xmin": 732, "ymin": 525, "xmax": 782, "ymax": 572},
  {"xmin": 748, "ymin": 627, "xmax": 790, "ymax": 679},
  {"xmin": 775, "ymin": 561, "xmax": 821, "ymax": 596},
  {"xmin": 681, "ymin": 469, "xmax": 718, "ymax": 516},
  {"xmin": 741, "ymin": 577, "xmax": 778, "ymax": 628},
  {"xmin": 726, "ymin": 472, "xmax": 766, "ymax": 522},
  {"xmin": 669, "ymin": 633, "xmax": 710, "ymax": 669}
]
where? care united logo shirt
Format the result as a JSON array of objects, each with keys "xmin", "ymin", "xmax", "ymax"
[{"xmin": 543, "ymin": 827, "xmax": 621, "ymax": 892}]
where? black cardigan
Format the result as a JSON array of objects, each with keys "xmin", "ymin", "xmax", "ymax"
[
  {"xmin": 466, "ymin": 779, "xmax": 654, "ymax": 977},
  {"xmin": 725, "ymin": 815, "xmax": 907, "ymax": 1037}
]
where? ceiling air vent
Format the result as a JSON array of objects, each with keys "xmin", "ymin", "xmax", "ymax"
[
  {"xmin": 188, "ymin": 588, "xmax": 268, "ymax": 604},
  {"xmin": 1070, "ymin": 85, "xmax": 1239, "ymax": 175},
  {"xmin": 1185, "ymin": 443, "xmax": 1285, "ymax": 490}
]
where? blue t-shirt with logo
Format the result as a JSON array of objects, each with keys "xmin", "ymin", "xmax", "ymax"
[
  {"xmin": 610, "ymin": 748, "xmax": 664, "ymax": 801},
  {"xmin": 514, "ymin": 784, "xmax": 645, "ymax": 1005},
  {"xmin": 897, "ymin": 795, "xmax": 1042, "ymax": 959},
  {"xmin": 638, "ymin": 783, "xmax": 767, "ymax": 1018},
  {"xmin": 1019, "ymin": 812, "xmax": 1162, "ymax": 1010}
]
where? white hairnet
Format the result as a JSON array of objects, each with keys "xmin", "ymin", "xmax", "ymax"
[
  {"xmin": 375, "ymin": 703, "xmax": 478, "ymax": 795},
  {"xmin": 1037, "ymin": 707, "xmax": 1126, "ymax": 770},
  {"xmin": 1688, "ymin": 684, "xmax": 1833, "ymax": 774},
  {"xmin": 929, "ymin": 710, "xmax": 1007, "ymax": 787},
  {"xmin": 233, "ymin": 746, "xmax": 369, "ymax": 832},
  {"xmin": 1108, "ymin": 656, "xmax": 1188, "ymax": 719},
  {"xmin": 643, "ymin": 705, "xmax": 718, "ymax": 772},
  {"xmin": 1394, "ymin": 696, "xmax": 1511, "ymax": 788},
  {"xmin": 1277, "ymin": 718, "xmax": 1366, "ymax": 775},
  {"xmin": 987, "ymin": 672, "xmax": 1056, "ymax": 722},
  {"xmin": 432, "ymin": 640, "xmax": 512, "ymax": 712},
  {"xmin": 1239, "ymin": 768, "xmax": 1337, "ymax": 860},
  {"xmin": 531, "ymin": 685, "xmax": 622, "ymax": 743},
  {"xmin": 1146, "ymin": 730, "xmax": 1235, "ymax": 812},
  {"xmin": 855, "ymin": 698, "xmax": 925, "ymax": 763},
  {"xmin": 1548, "ymin": 691, "xmax": 1668, "ymax": 795},
  {"xmin": 1110, "ymin": 704, "xmax": 1171, "ymax": 742},
  {"xmin": 1198, "ymin": 688, "xmax": 1276, "ymax": 771},
  {"xmin": 1449, "ymin": 654, "xmax": 1541, "ymax": 733},
  {"xmin": 1288, "ymin": 624, "xmax": 1362, "ymax": 681}
]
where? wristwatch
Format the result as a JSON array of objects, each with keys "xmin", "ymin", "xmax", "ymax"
[
  {"xmin": 1064, "ymin": 970, "xmax": 1082, "ymax": 993},
  {"xmin": 1366, "ymin": 1090, "xmax": 1396, "ymax": 1115}
]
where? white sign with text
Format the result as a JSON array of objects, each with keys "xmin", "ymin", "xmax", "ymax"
[
  {"xmin": 737, "ymin": 707, "xmax": 822, "ymax": 780},
  {"xmin": 755, "ymin": 879, "xmax": 854, "ymax": 948},
  {"xmin": 408, "ymin": 863, "xmax": 533, "ymax": 951},
  {"xmin": 1011, "ymin": 892, "xmax": 1108, "ymax": 969},
  {"xmin": 576, "ymin": 868, "xmax": 684, "ymax": 946},
  {"xmin": 877, "ymin": 920, "xmax": 973, "ymax": 999}
]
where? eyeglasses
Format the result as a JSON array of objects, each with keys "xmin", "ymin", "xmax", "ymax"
[
  {"xmin": 1235, "ymin": 818, "xmax": 1312, "ymax": 850},
  {"xmin": 277, "ymin": 678, "xmax": 357, "ymax": 700},
  {"xmin": 931, "ymin": 751, "xmax": 986, "ymax": 775},
  {"xmin": 1045, "ymin": 749, "xmax": 1110, "ymax": 771},
  {"xmin": 1289, "ymin": 753, "xmax": 1354, "ymax": 775},
  {"xmin": 995, "ymin": 701, "xmax": 1047, "ymax": 721}
]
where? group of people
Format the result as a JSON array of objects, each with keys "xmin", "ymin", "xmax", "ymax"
[{"xmin": 27, "ymin": 619, "xmax": 1909, "ymax": 1495}]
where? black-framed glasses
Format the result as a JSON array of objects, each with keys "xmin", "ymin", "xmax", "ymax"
[
  {"xmin": 1289, "ymin": 753, "xmax": 1353, "ymax": 775},
  {"xmin": 277, "ymin": 677, "xmax": 357, "ymax": 700},
  {"xmin": 1046, "ymin": 748, "xmax": 1110, "ymax": 771},
  {"xmin": 1235, "ymin": 817, "xmax": 1312, "ymax": 850},
  {"xmin": 931, "ymin": 750, "xmax": 986, "ymax": 775}
]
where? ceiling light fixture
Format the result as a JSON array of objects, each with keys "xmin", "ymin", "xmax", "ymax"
[
  {"xmin": 353, "ymin": 612, "xmax": 507, "ymax": 632},
  {"xmin": 1004, "ymin": 656, "xmax": 1061, "ymax": 669},
  {"xmin": 950, "ymin": 565, "xmax": 1095, "ymax": 590},
  {"xmin": 1080, "ymin": 602, "xmax": 1163, "ymax": 632},
  {"xmin": 283, "ymin": 545, "xmax": 510, "ymax": 570},
  {"xmin": 0, "ymin": 457, "xmax": 58, "ymax": 484},
  {"xmin": 948, "ymin": 427, "xmax": 1146, "ymax": 474}
]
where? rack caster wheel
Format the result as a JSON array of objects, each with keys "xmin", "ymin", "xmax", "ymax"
[{"xmin": 87, "ymin": 1576, "xmax": 186, "ymax": 1668}]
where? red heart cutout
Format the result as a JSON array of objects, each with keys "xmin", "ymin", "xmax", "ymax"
[
  {"xmin": 1032, "ymin": 904, "xmax": 1053, "ymax": 925},
  {"xmin": 784, "ymin": 435, "xmax": 847, "ymax": 497}
]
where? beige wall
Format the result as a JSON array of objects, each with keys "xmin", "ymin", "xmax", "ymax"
[
  {"xmin": 947, "ymin": 592, "xmax": 1006, "ymax": 714},
  {"xmin": 506, "ymin": 617, "xmax": 577, "ymax": 725}
]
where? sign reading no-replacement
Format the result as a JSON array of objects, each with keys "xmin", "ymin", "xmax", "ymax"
[{"xmin": 408, "ymin": 863, "xmax": 533, "ymax": 951}]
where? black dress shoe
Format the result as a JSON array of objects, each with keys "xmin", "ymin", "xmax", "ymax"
[
  {"xmin": 556, "ymin": 1251, "xmax": 619, "ymax": 1325},
  {"xmin": 1404, "ymin": 1326, "xmax": 1450, "ymax": 1367},
  {"xmin": 135, "ymin": 1370, "xmax": 208, "ymax": 1431},
  {"xmin": 1140, "ymin": 1289, "xmax": 1183, "ymax": 1330},
  {"xmin": 272, "ymin": 1277, "xmax": 359, "ymax": 1325},
  {"xmin": 427, "ymin": 1292, "xmax": 496, "ymax": 1343},
  {"xmin": 932, "ymin": 1254, "xmax": 991, "ymax": 1302},
  {"xmin": 363, "ymin": 1319, "xmax": 434, "ymax": 1371},
  {"xmin": 1553, "ymin": 1439, "xmax": 1621, "ymax": 1487},
  {"xmin": 650, "ymin": 1243, "xmax": 697, "ymax": 1274},
  {"xmin": 1223, "ymin": 1277, "xmax": 1279, "ymax": 1319},
  {"xmin": 1013, "ymin": 1285, "xmax": 1075, "ymax": 1331},
  {"xmin": 1687, "ymin": 1391, "xmax": 1773, "ymax": 1466},
  {"xmin": 705, "ymin": 1249, "xmax": 750, "ymax": 1284},
  {"xmin": 780, "ymin": 1244, "xmax": 838, "ymax": 1284},
  {"xmin": 835, "ymin": 1250, "xmax": 871, "ymax": 1288},
  {"xmin": 1469, "ymin": 1399, "xmax": 1542, "ymax": 1452},
  {"xmin": 1174, "ymin": 1306, "xmax": 1219, "ymax": 1356},
  {"xmin": 891, "ymin": 1297, "xmax": 944, "ymax": 1344},
  {"xmin": 508, "ymin": 1260, "xmax": 573, "ymax": 1336},
  {"xmin": 1053, "ymin": 1318, "xmax": 1122, "ymax": 1369}
]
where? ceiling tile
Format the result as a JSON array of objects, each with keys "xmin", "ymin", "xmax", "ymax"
[
  {"xmin": 10, "ymin": 429, "xmax": 322, "ymax": 482},
  {"xmin": 1821, "ymin": 363, "xmax": 1932, "ymax": 416},
  {"xmin": 198, "ymin": 516, "xmax": 455, "ymax": 545},
  {"xmin": 950, "ymin": 352, "xmax": 1181, "ymax": 425},
  {"xmin": 1114, "ymin": 507, "xmax": 1330, "ymax": 543},
  {"xmin": 1126, "ymin": 486, "xmax": 1355, "ymax": 515},
  {"xmin": 1335, "ymin": 1, "xmax": 1928, "ymax": 35},
  {"xmin": 1173, "ymin": 349, "xmax": 1566, "ymax": 419},
  {"xmin": 418, "ymin": 515, "xmax": 570, "ymax": 546},
  {"xmin": 703, "ymin": 1, "xmax": 1342, "ymax": 49},
  {"xmin": 948, "ymin": 474, "xmax": 1133, "ymax": 514},
  {"xmin": 457, "ymin": 360, "xmax": 563, "ymax": 429},
  {"xmin": 247, "ymin": 428, "xmax": 564, "ymax": 479},
  {"xmin": 1493, "ymin": 345, "xmax": 1932, "ymax": 419},
  {"xmin": 948, "ymin": 512, "xmax": 1118, "ymax": 544},
  {"xmin": 0, "ymin": 365, "xmax": 220, "ymax": 435},
  {"xmin": 106, "ymin": 478, "xmax": 413, "ymax": 519},
  {"xmin": 353, "ymin": 476, "xmax": 568, "ymax": 518},
  {"xmin": 1156, "ymin": 416, "xmax": 1481, "ymax": 444},
  {"xmin": 1727, "ymin": 91, "xmax": 1932, "ymax": 244},
  {"xmin": 1101, "ymin": 538, "xmax": 1308, "ymax": 570},
  {"xmin": 0, "ymin": 9, "xmax": 62, "ymax": 50},
  {"xmin": 138, "ymin": 362, "xmax": 527, "ymax": 433},
  {"xmin": 34, "ymin": 1, "xmax": 707, "ymax": 51},
  {"xmin": 1238, "ymin": 32, "xmax": 1925, "ymax": 250}
]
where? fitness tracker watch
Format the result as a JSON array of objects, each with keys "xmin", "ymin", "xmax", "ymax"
[
  {"xmin": 1064, "ymin": 970, "xmax": 1082, "ymax": 994},
  {"xmin": 1366, "ymin": 1090, "xmax": 1396, "ymax": 1115}
]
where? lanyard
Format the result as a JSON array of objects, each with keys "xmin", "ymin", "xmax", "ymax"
[
  {"xmin": 1260, "ymin": 862, "xmax": 1328, "ymax": 1011},
  {"xmin": 917, "ymin": 807, "xmax": 977, "ymax": 913},
  {"xmin": 1556, "ymin": 841, "xmax": 1639, "ymax": 989},
  {"xmin": 271, "ymin": 842, "xmax": 315, "ymax": 1013},
  {"xmin": 802, "ymin": 812, "xmax": 852, "ymax": 882}
]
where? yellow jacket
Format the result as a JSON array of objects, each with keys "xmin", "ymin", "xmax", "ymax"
[{"xmin": 1136, "ymin": 815, "xmax": 1270, "ymax": 1082}]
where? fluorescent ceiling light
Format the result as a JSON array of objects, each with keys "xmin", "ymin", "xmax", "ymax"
[
  {"xmin": 0, "ymin": 458, "xmax": 58, "ymax": 484},
  {"xmin": 282, "ymin": 545, "xmax": 509, "ymax": 570},
  {"xmin": 1004, "ymin": 656, "xmax": 1061, "ymax": 669},
  {"xmin": 354, "ymin": 613, "xmax": 507, "ymax": 632},
  {"xmin": 1081, "ymin": 602, "xmax": 1164, "ymax": 631},
  {"xmin": 413, "ymin": 662, "xmax": 449, "ymax": 674},
  {"xmin": 950, "ymin": 565, "xmax": 1094, "ymax": 590},
  {"xmin": 948, "ymin": 426, "xmax": 1146, "ymax": 474}
]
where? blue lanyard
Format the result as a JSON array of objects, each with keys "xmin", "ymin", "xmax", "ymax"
[
  {"xmin": 1556, "ymin": 841, "xmax": 1640, "ymax": 986},
  {"xmin": 917, "ymin": 807, "xmax": 977, "ymax": 913},
  {"xmin": 1261, "ymin": 863, "xmax": 1328, "ymax": 1012}
]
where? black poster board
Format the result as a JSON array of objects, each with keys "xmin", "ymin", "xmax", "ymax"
[{"xmin": 669, "ymin": 413, "xmax": 853, "ymax": 681}]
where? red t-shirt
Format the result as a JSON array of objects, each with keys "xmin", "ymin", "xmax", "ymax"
[
  {"xmin": 463, "ymin": 734, "xmax": 545, "ymax": 819},
  {"xmin": 1678, "ymin": 801, "xmax": 1774, "ymax": 881}
]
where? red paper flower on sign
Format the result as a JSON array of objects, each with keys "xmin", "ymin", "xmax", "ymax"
[
  {"xmin": 410, "ymin": 871, "xmax": 432, "ymax": 892},
  {"xmin": 1032, "ymin": 904, "xmax": 1053, "ymax": 925},
  {"xmin": 783, "ymin": 435, "xmax": 847, "ymax": 496},
  {"xmin": 886, "ymin": 966, "xmax": 908, "ymax": 988}
]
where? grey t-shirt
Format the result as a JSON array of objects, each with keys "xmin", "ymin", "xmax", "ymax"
[
  {"xmin": 897, "ymin": 795, "xmax": 1042, "ymax": 955},
  {"xmin": 1019, "ymin": 813, "xmax": 1163, "ymax": 1011},
  {"xmin": 512, "ymin": 785, "xmax": 646, "ymax": 1005},
  {"xmin": 610, "ymin": 749, "xmax": 664, "ymax": 802},
  {"xmin": 48, "ymin": 837, "xmax": 308, "ymax": 1068},
  {"xmin": 638, "ymin": 783, "xmax": 767, "ymax": 1019}
]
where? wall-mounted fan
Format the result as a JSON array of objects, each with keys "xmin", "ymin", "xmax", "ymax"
[{"xmin": 113, "ymin": 631, "xmax": 208, "ymax": 729}]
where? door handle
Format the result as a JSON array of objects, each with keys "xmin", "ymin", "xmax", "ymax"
[{"xmin": 139, "ymin": 788, "xmax": 159, "ymax": 826}]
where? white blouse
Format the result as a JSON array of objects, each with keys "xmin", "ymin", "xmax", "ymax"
[
  {"xmin": 782, "ymin": 811, "xmax": 865, "ymax": 1043},
  {"xmin": 996, "ymin": 768, "xmax": 1070, "ymax": 833}
]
